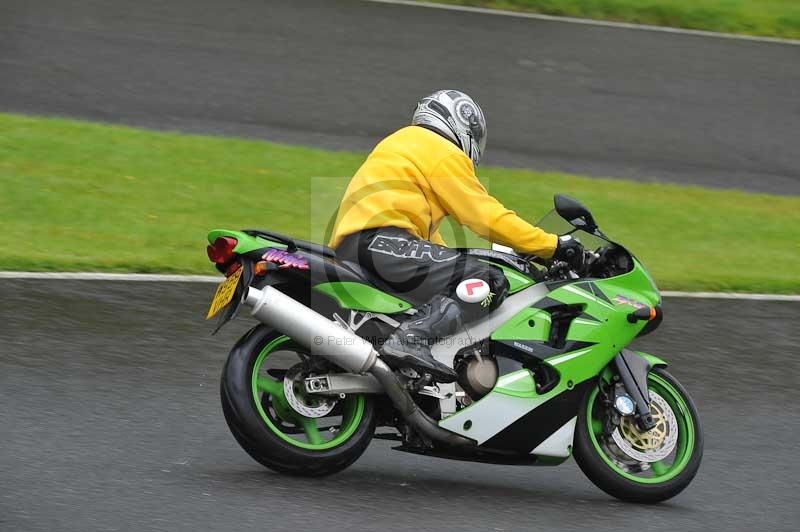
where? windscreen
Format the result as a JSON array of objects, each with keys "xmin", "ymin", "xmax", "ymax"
[{"xmin": 536, "ymin": 209, "xmax": 616, "ymax": 254}]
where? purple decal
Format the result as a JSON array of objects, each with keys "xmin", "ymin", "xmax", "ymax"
[
  {"xmin": 262, "ymin": 248, "xmax": 309, "ymax": 270},
  {"xmin": 613, "ymin": 294, "xmax": 647, "ymax": 310}
]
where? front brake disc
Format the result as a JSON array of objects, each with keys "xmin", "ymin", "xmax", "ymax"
[{"xmin": 611, "ymin": 391, "xmax": 678, "ymax": 462}]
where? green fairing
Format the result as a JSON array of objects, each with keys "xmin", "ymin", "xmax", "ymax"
[
  {"xmin": 607, "ymin": 258, "xmax": 661, "ymax": 307},
  {"xmin": 314, "ymin": 281, "xmax": 412, "ymax": 313},
  {"xmin": 491, "ymin": 308, "xmax": 551, "ymax": 342},
  {"xmin": 480, "ymin": 261, "xmax": 535, "ymax": 294},
  {"xmin": 476, "ymin": 260, "xmax": 669, "ymax": 427},
  {"xmin": 536, "ymin": 260, "xmax": 665, "ymax": 382},
  {"xmin": 493, "ymin": 369, "xmax": 538, "ymax": 398},
  {"xmin": 207, "ymin": 229, "xmax": 286, "ymax": 254},
  {"xmin": 542, "ymin": 290, "xmax": 636, "ymax": 381}
]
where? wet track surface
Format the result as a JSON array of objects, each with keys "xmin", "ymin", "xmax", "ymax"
[
  {"xmin": 1, "ymin": 279, "xmax": 798, "ymax": 531},
  {"xmin": 1, "ymin": 0, "xmax": 799, "ymax": 193},
  {"xmin": 2, "ymin": 1, "xmax": 799, "ymax": 529}
]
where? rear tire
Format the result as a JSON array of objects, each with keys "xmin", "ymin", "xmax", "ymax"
[
  {"xmin": 573, "ymin": 367, "xmax": 703, "ymax": 503},
  {"xmin": 221, "ymin": 325, "xmax": 376, "ymax": 476}
]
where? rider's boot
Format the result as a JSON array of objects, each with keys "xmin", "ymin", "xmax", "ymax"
[{"xmin": 380, "ymin": 295, "xmax": 462, "ymax": 383}]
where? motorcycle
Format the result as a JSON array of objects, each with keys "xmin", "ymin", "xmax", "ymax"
[{"xmin": 205, "ymin": 194, "xmax": 702, "ymax": 503}]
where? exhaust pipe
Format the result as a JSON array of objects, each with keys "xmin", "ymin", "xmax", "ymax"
[
  {"xmin": 245, "ymin": 285, "xmax": 377, "ymax": 373},
  {"xmin": 245, "ymin": 286, "xmax": 474, "ymax": 447},
  {"xmin": 368, "ymin": 357, "xmax": 474, "ymax": 447}
]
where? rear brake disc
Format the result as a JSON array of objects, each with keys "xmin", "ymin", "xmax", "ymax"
[{"xmin": 283, "ymin": 364, "xmax": 337, "ymax": 418}]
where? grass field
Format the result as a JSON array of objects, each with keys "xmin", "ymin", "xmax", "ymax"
[
  {"xmin": 425, "ymin": 0, "xmax": 800, "ymax": 39},
  {"xmin": 1, "ymin": 112, "xmax": 798, "ymax": 293}
]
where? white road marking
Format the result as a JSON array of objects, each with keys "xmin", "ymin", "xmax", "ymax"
[
  {"xmin": 0, "ymin": 271, "xmax": 221, "ymax": 283},
  {"xmin": 363, "ymin": 0, "xmax": 800, "ymax": 46},
  {"xmin": 660, "ymin": 290, "xmax": 800, "ymax": 302},
  {"xmin": 0, "ymin": 271, "xmax": 798, "ymax": 301}
]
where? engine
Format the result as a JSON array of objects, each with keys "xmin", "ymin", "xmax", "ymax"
[{"xmin": 455, "ymin": 353, "xmax": 498, "ymax": 404}]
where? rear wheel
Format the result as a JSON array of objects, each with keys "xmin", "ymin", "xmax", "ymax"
[
  {"xmin": 574, "ymin": 367, "xmax": 703, "ymax": 503},
  {"xmin": 221, "ymin": 325, "xmax": 376, "ymax": 476}
]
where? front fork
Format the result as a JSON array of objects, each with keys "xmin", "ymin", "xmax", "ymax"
[{"xmin": 613, "ymin": 349, "xmax": 657, "ymax": 431}]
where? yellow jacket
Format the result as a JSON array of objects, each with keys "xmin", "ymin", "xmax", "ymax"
[{"xmin": 329, "ymin": 126, "xmax": 558, "ymax": 257}]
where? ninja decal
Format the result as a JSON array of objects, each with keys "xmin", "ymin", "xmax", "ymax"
[
  {"xmin": 262, "ymin": 248, "xmax": 309, "ymax": 270},
  {"xmin": 368, "ymin": 235, "xmax": 459, "ymax": 263}
]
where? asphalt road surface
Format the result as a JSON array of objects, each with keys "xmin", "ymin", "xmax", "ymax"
[
  {"xmin": 1, "ymin": 279, "xmax": 798, "ymax": 531},
  {"xmin": 1, "ymin": 0, "xmax": 799, "ymax": 194}
]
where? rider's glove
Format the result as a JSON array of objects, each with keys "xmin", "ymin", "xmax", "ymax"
[{"xmin": 553, "ymin": 234, "xmax": 585, "ymax": 271}]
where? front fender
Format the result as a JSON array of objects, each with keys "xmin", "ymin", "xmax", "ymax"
[{"xmin": 633, "ymin": 350, "xmax": 669, "ymax": 368}]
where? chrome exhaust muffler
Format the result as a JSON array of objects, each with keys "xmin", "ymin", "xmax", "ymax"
[
  {"xmin": 245, "ymin": 285, "xmax": 377, "ymax": 373},
  {"xmin": 244, "ymin": 286, "xmax": 473, "ymax": 447}
]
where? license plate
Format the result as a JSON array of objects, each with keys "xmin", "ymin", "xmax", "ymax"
[{"xmin": 206, "ymin": 267, "xmax": 243, "ymax": 320}]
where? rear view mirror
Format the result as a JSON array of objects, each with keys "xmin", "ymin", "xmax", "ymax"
[{"xmin": 554, "ymin": 194, "xmax": 598, "ymax": 232}]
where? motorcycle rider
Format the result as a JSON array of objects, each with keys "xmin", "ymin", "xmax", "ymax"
[{"xmin": 330, "ymin": 90, "xmax": 584, "ymax": 382}]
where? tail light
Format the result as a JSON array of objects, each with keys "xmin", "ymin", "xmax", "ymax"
[
  {"xmin": 207, "ymin": 237, "xmax": 238, "ymax": 266},
  {"xmin": 225, "ymin": 261, "xmax": 241, "ymax": 277}
]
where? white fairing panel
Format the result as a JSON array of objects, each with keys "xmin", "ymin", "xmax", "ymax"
[
  {"xmin": 439, "ymin": 392, "xmax": 545, "ymax": 445},
  {"xmin": 530, "ymin": 417, "xmax": 577, "ymax": 458}
]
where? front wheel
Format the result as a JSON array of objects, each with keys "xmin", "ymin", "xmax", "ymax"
[
  {"xmin": 221, "ymin": 325, "xmax": 377, "ymax": 476},
  {"xmin": 574, "ymin": 367, "xmax": 703, "ymax": 503}
]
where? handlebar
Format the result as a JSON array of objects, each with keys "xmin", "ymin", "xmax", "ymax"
[{"xmin": 523, "ymin": 249, "xmax": 604, "ymax": 282}]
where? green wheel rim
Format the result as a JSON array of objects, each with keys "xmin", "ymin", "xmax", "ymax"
[
  {"xmin": 251, "ymin": 336, "xmax": 366, "ymax": 451},
  {"xmin": 587, "ymin": 372, "xmax": 696, "ymax": 484}
]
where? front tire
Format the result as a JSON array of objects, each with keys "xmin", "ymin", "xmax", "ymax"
[
  {"xmin": 221, "ymin": 325, "xmax": 377, "ymax": 476},
  {"xmin": 574, "ymin": 367, "xmax": 703, "ymax": 503}
]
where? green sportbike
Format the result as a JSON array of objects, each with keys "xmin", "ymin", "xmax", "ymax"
[{"xmin": 206, "ymin": 195, "xmax": 702, "ymax": 503}]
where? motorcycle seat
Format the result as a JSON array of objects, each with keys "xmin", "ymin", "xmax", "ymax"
[
  {"xmin": 243, "ymin": 229, "xmax": 336, "ymax": 258},
  {"xmin": 339, "ymin": 260, "xmax": 386, "ymax": 286}
]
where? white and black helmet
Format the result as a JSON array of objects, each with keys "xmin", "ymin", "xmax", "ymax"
[{"xmin": 411, "ymin": 90, "xmax": 487, "ymax": 166}]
